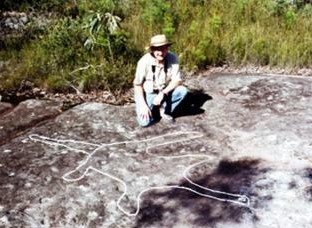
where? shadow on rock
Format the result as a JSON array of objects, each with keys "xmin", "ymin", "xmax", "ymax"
[
  {"xmin": 172, "ymin": 89, "xmax": 212, "ymax": 118},
  {"xmin": 135, "ymin": 158, "xmax": 268, "ymax": 228},
  {"xmin": 135, "ymin": 200, "xmax": 177, "ymax": 228},
  {"xmin": 303, "ymin": 168, "xmax": 312, "ymax": 201}
]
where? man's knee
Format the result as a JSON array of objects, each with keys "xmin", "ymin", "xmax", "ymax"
[{"xmin": 174, "ymin": 85, "xmax": 188, "ymax": 98}]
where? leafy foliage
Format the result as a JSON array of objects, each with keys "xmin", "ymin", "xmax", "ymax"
[{"xmin": 1, "ymin": 0, "xmax": 311, "ymax": 94}]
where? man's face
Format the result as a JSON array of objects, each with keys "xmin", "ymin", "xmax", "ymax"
[{"xmin": 151, "ymin": 45, "xmax": 169, "ymax": 62}]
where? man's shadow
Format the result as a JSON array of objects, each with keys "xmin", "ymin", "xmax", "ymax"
[{"xmin": 172, "ymin": 89, "xmax": 212, "ymax": 118}]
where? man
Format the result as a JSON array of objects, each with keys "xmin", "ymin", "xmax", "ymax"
[{"xmin": 133, "ymin": 34, "xmax": 188, "ymax": 127}]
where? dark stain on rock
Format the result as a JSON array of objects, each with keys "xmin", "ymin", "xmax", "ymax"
[
  {"xmin": 230, "ymin": 79, "xmax": 309, "ymax": 113},
  {"xmin": 135, "ymin": 158, "xmax": 268, "ymax": 227},
  {"xmin": 134, "ymin": 200, "xmax": 176, "ymax": 228},
  {"xmin": 305, "ymin": 168, "xmax": 312, "ymax": 180},
  {"xmin": 217, "ymin": 159, "xmax": 259, "ymax": 175},
  {"xmin": 288, "ymin": 180, "xmax": 297, "ymax": 189},
  {"xmin": 303, "ymin": 168, "xmax": 312, "ymax": 201},
  {"xmin": 304, "ymin": 187, "xmax": 312, "ymax": 201}
]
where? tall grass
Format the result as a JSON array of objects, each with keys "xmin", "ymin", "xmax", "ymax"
[{"xmin": 125, "ymin": 0, "xmax": 312, "ymax": 69}]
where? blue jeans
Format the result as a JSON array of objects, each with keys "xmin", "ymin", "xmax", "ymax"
[{"xmin": 135, "ymin": 85, "xmax": 188, "ymax": 127}]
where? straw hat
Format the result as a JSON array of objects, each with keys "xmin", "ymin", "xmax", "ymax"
[{"xmin": 148, "ymin": 34, "xmax": 172, "ymax": 49}]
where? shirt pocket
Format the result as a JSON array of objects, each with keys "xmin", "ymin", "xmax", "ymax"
[
  {"xmin": 145, "ymin": 71, "xmax": 153, "ymax": 81},
  {"xmin": 143, "ymin": 71, "xmax": 154, "ymax": 93}
]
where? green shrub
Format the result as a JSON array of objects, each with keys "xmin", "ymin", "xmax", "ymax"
[
  {"xmin": 46, "ymin": 75, "xmax": 68, "ymax": 92},
  {"xmin": 18, "ymin": 18, "xmax": 88, "ymax": 84},
  {"xmin": 250, "ymin": 37, "xmax": 270, "ymax": 65},
  {"xmin": 1, "ymin": 0, "xmax": 312, "ymax": 95},
  {"xmin": 284, "ymin": 7, "xmax": 297, "ymax": 29}
]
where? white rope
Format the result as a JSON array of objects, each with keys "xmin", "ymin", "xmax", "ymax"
[
  {"xmin": 29, "ymin": 134, "xmax": 95, "ymax": 155},
  {"xmin": 28, "ymin": 131, "xmax": 252, "ymax": 216}
]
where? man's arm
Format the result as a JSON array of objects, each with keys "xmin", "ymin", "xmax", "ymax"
[
  {"xmin": 134, "ymin": 84, "xmax": 151, "ymax": 120},
  {"xmin": 133, "ymin": 54, "xmax": 152, "ymax": 120},
  {"xmin": 152, "ymin": 79, "xmax": 182, "ymax": 106},
  {"xmin": 162, "ymin": 79, "xmax": 182, "ymax": 95}
]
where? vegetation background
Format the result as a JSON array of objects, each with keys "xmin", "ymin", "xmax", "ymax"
[{"xmin": 0, "ymin": 0, "xmax": 311, "ymax": 97}]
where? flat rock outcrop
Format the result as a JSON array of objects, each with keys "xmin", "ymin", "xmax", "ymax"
[
  {"xmin": 1, "ymin": 74, "xmax": 312, "ymax": 228},
  {"xmin": 0, "ymin": 99, "xmax": 62, "ymax": 146},
  {"xmin": 0, "ymin": 102, "xmax": 12, "ymax": 114}
]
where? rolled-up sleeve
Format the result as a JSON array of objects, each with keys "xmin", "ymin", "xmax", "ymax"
[{"xmin": 133, "ymin": 57, "xmax": 146, "ymax": 86}]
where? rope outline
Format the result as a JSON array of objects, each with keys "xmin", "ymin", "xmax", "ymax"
[{"xmin": 29, "ymin": 131, "xmax": 251, "ymax": 216}]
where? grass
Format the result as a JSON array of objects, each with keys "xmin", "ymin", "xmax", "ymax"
[{"xmin": 0, "ymin": 0, "xmax": 311, "ymax": 94}]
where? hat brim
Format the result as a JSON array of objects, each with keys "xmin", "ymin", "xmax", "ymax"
[{"xmin": 145, "ymin": 42, "xmax": 173, "ymax": 51}]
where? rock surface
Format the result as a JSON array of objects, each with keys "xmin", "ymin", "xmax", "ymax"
[
  {"xmin": 0, "ymin": 99, "xmax": 62, "ymax": 146},
  {"xmin": 0, "ymin": 102, "xmax": 12, "ymax": 115},
  {"xmin": 0, "ymin": 73, "xmax": 312, "ymax": 228}
]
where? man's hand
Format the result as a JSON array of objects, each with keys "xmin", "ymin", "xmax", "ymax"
[
  {"xmin": 134, "ymin": 84, "xmax": 152, "ymax": 121},
  {"xmin": 139, "ymin": 103, "xmax": 152, "ymax": 121},
  {"xmin": 153, "ymin": 92, "xmax": 164, "ymax": 106}
]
